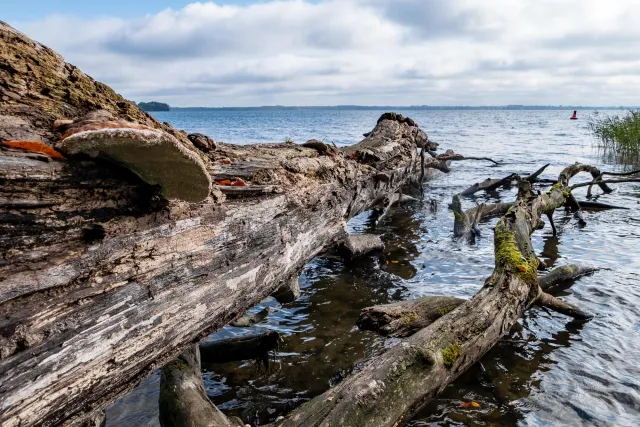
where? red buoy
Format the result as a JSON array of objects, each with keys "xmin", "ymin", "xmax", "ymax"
[{"xmin": 570, "ymin": 110, "xmax": 578, "ymax": 120}]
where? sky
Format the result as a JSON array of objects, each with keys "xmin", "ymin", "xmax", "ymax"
[{"xmin": 6, "ymin": 0, "xmax": 640, "ymax": 107}]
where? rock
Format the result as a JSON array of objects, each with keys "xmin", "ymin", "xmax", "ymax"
[
  {"xmin": 188, "ymin": 133, "xmax": 216, "ymax": 152},
  {"xmin": 344, "ymin": 234, "xmax": 384, "ymax": 257}
]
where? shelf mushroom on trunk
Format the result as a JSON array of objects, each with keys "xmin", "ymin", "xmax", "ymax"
[{"xmin": 58, "ymin": 122, "xmax": 212, "ymax": 203}]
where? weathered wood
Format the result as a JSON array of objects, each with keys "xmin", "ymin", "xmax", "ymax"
[
  {"xmin": 0, "ymin": 116, "xmax": 437, "ymax": 425},
  {"xmin": 159, "ymin": 344, "xmax": 243, "ymax": 427},
  {"xmin": 536, "ymin": 292, "xmax": 593, "ymax": 320},
  {"xmin": 357, "ymin": 296, "xmax": 465, "ymax": 338},
  {"xmin": 358, "ymin": 264, "xmax": 598, "ymax": 339},
  {"xmin": 452, "ymin": 193, "xmax": 513, "ymax": 240},
  {"xmin": 460, "ymin": 174, "xmax": 516, "ymax": 196},
  {"xmin": 199, "ymin": 331, "xmax": 281, "ymax": 368},
  {"xmin": 275, "ymin": 164, "xmax": 602, "ymax": 427}
]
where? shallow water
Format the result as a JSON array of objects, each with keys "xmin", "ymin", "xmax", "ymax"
[{"xmin": 107, "ymin": 109, "xmax": 640, "ymax": 426}]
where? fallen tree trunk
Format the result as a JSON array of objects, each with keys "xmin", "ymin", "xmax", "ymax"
[
  {"xmin": 275, "ymin": 165, "xmax": 605, "ymax": 427},
  {"xmin": 0, "ymin": 23, "xmax": 455, "ymax": 427},
  {"xmin": 159, "ymin": 344, "xmax": 243, "ymax": 427}
]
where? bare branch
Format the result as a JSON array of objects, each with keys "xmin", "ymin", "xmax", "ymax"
[
  {"xmin": 572, "ymin": 177, "xmax": 640, "ymax": 190},
  {"xmin": 536, "ymin": 292, "xmax": 593, "ymax": 320}
]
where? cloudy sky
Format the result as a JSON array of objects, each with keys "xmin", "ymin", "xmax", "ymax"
[{"xmin": 7, "ymin": 0, "xmax": 640, "ymax": 107}]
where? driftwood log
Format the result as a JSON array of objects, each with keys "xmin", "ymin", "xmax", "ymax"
[
  {"xmin": 0, "ymin": 22, "xmax": 464, "ymax": 427},
  {"xmin": 274, "ymin": 164, "xmax": 605, "ymax": 426}
]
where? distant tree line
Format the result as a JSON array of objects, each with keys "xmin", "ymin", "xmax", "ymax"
[{"xmin": 138, "ymin": 101, "xmax": 170, "ymax": 112}]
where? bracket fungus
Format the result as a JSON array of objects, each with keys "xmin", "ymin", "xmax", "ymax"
[{"xmin": 59, "ymin": 126, "xmax": 212, "ymax": 202}]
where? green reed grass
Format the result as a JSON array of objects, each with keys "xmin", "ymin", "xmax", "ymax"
[{"xmin": 588, "ymin": 110, "xmax": 640, "ymax": 163}]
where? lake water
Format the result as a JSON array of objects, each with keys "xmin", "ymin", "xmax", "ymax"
[{"xmin": 106, "ymin": 109, "xmax": 640, "ymax": 426}]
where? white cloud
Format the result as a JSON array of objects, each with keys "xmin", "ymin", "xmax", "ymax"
[{"xmin": 12, "ymin": 0, "xmax": 640, "ymax": 106}]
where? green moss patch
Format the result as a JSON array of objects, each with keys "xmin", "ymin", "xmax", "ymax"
[{"xmin": 442, "ymin": 343, "xmax": 461, "ymax": 368}]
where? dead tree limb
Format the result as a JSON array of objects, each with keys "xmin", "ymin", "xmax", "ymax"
[
  {"xmin": 275, "ymin": 164, "xmax": 604, "ymax": 427},
  {"xmin": 573, "ymin": 177, "xmax": 640, "ymax": 190},
  {"xmin": 577, "ymin": 201, "xmax": 629, "ymax": 210},
  {"xmin": 525, "ymin": 163, "xmax": 550, "ymax": 182},
  {"xmin": 539, "ymin": 264, "xmax": 599, "ymax": 293},
  {"xmin": 357, "ymin": 296, "xmax": 465, "ymax": 338},
  {"xmin": 159, "ymin": 344, "xmax": 243, "ymax": 427},
  {"xmin": 434, "ymin": 153, "xmax": 500, "ymax": 165},
  {"xmin": 536, "ymin": 292, "xmax": 593, "ymax": 320},
  {"xmin": 452, "ymin": 194, "xmax": 513, "ymax": 240},
  {"xmin": 460, "ymin": 174, "xmax": 517, "ymax": 196},
  {"xmin": 358, "ymin": 264, "xmax": 598, "ymax": 338}
]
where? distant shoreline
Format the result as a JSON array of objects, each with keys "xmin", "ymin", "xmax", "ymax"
[{"xmin": 161, "ymin": 105, "xmax": 637, "ymax": 112}]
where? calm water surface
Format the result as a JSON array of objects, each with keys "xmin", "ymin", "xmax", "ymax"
[{"xmin": 107, "ymin": 109, "xmax": 640, "ymax": 426}]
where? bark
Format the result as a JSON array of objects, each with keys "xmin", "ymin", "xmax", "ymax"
[
  {"xmin": 199, "ymin": 331, "xmax": 281, "ymax": 368},
  {"xmin": 159, "ymin": 344, "xmax": 243, "ymax": 427},
  {"xmin": 275, "ymin": 164, "xmax": 601, "ymax": 427}
]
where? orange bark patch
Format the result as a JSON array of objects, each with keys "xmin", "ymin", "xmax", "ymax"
[
  {"xmin": 2, "ymin": 141, "xmax": 66, "ymax": 160},
  {"xmin": 215, "ymin": 178, "xmax": 246, "ymax": 187}
]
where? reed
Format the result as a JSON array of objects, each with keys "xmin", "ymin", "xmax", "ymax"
[{"xmin": 588, "ymin": 110, "xmax": 640, "ymax": 163}]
